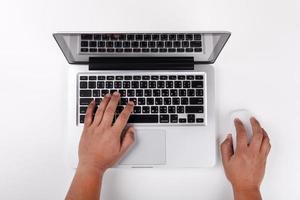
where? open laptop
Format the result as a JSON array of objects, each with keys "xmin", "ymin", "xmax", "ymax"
[{"xmin": 53, "ymin": 31, "xmax": 230, "ymax": 168}]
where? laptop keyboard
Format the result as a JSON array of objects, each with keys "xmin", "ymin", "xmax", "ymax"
[
  {"xmin": 78, "ymin": 72, "xmax": 206, "ymax": 125},
  {"xmin": 79, "ymin": 33, "xmax": 202, "ymax": 54}
]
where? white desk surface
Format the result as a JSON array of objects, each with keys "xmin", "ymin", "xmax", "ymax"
[{"xmin": 1, "ymin": 0, "xmax": 300, "ymax": 199}]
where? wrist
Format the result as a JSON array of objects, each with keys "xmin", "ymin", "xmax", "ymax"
[
  {"xmin": 232, "ymin": 185, "xmax": 260, "ymax": 193},
  {"xmin": 77, "ymin": 161, "xmax": 106, "ymax": 176}
]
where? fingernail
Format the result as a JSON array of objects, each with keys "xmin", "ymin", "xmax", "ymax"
[
  {"xmin": 234, "ymin": 118, "xmax": 241, "ymax": 123},
  {"xmin": 227, "ymin": 134, "xmax": 232, "ymax": 139},
  {"xmin": 105, "ymin": 93, "xmax": 111, "ymax": 97},
  {"xmin": 113, "ymin": 92, "xmax": 120, "ymax": 96},
  {"xmin": 128, "ymin": 101, "xmax": 134, "ymax": 106}
]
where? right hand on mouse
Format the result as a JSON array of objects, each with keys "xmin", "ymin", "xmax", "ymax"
[{"xmin": 221, "ymin": 117, "xmax": 271, "ymax": 199}]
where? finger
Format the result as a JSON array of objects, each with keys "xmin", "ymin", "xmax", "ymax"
[
  {"xmin": 120, "ymin": 127, "xmax": 135, "ymax": 154},
  {"xmin": 93, "ymin": 93, "xmax": 111, "ymax": 126},
  {"xmin": 113, "ymin": 101, "xmax": 134, "ymax": 134},
  {"xmin": 84, "ymin": 100, "xmax": 95, "ymax": 127},
  {"xmin": 221, "ymin": 134, "xmax": 234, "ymax": 165},
  {"xmin": 234, "ymin": 118, "xmax": 248, "ymax": 150},
  {"xmin": 260, "ymin": 128, "xmax": 271, "ymax": 157},
  {"xmin": 249, "ymin": 117, "xmax": 264, "ymax": 152},
  {"xmin": 101, "ymin": 92, "xmax": 121, "ymax": 127}
]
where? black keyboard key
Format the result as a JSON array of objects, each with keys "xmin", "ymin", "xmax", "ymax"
[
  {"xmin": 142, "ymin": 106, "xmax": 150, "ymax": 113},
  {"xmin": 196, "ymin": 118, "xmax": 204, "ymax": 123},
  {"xmin": 177, "ymin": 48, "xmax": 184, "ymax": 52},
  {"xmin": 80, "ymin": 115, "xmax": 85, "ymax": 123},
  {"xmin": 131, "ymin": 41, "xmax": 139, "ymax": 47},
  {"xmin": 80, "ymin": 76, "xmax": 88, "ymax": 80},
  {"xmin": 80, "ymin": 106, "xmax": 88, "ymax": 114},
  {"xmin": 102, "ymin": 34, "xmax": 109, "ymax": 40},
  {"xmin": 153, "ymin": 89, "xmax": 160, "ymax": 96},
  {"xmin": 166, "ymin": 81, "xmax": 173, "ymax": 88},
  {"xmin": 127, "ymin": 90, "xmax": 135, "ymax": 97},
  {"xmin": 132, "ymin": 81, "xmax": 139, "ymax": 88},
  {"xmin": 172, "ymin": 97, "xmax": 180, "ymax": 105},
  {"xmin": 116, "ymin": 76, "xmax": 123, "ymax": 80},
  {"xmin": 187, "ymin": 75, "xmax": 194, "ymax": 80},
  {"xmin": 151, "ymin": 106, "xmax": 158, "ymax": 113},
  {"xmin": 151, "ymin": 75, "xmax": 159, "ymax": 80},
  {"xmin": 186, "ymin": 48, "xmax": 193, "ymax": 52},
  {"xmin": 190, "ymin": 98, "xmax": 203, "ymax": 105},
  {"xmin": 98, "ymin": 41, "xmax": 105, "ymax": 47},
  {"xmin": 179, "ymin": 118, "xmax": 186, "ymax": 123},
  {"xmin": 181, "ymin": 97, "xmax": 188, "ymax": 105},
  {"xmin": 187, "ymin": 89, "xmax": 195, "ymax": 96},
  {"xmin": 101, "ymin": 90, "xmax": 109, "ymax": 96},
  {"xmin": 136, "ymin": 34, "xmax": 143, "ymax": 40},
  {"xmin": 138, "ymin": 98, "xmax": 145, "ymax": 105},
  {"xmin": 196, "ymin": 89, "xmax": 204, "ymax": 96},
  {"xmin": 152, "ymin": 34, "xmax": 159, "ymax": 40},
  {"xmin": 174, "ymin": 81, "xmax": 182, "ymax": 88},
  {"xmin": 116, "ymin": 48, "xmax": 123, "ymax": 53},
  {"xmin": 195, "ymin": 48, "xmax": 202, "ymax": 52},
  {"xmin": 165, "ymin": 41, "xmax": 172, "ymax": 47},
  {"xmin": 151, "ymin": 48, "xmax": 158, "ymax": 52},
  {"xmin": 178, "ymin": 76, "xmax": 185, "ymax": 80},
  {"xmin": 142, "ymin": 76, "xmax": 150, "ymax": 80},
  {"xmin": 90, "ymin": 48, "xmax": 97, "ymax": 52},
  {"xmin": 136, "ymin": 89, "xmax": 143, "ymax": 97},
  {"xmin": 177, "ymin": 106, "xmax": 184, "ymax": 113},
  {"xmin": 148, "ymin": 42, "xmax": 156, "ymax": 48},
  {"xmin": 98, "ymin": 48, "xmax": 106, "ymax": 52},
  {"xmin": 144, "ymin": 34, "xmax": 151, "ymax": 40},
  {"xmin": 161, "ymin": 34, "xmax": 168, "ymax": 40},
  {"xmin": 162, "ymin": 89, "xmax": 169, "ymax": 96},
  {"xmin": 98, "ymin": 76, "xmax": 105, "ymax": 80},
  {"xmin": 128, "ymin": 115, "xmax": 159, "ymax": 123},
  {"xmin": 160, "ymin": 115, "xmax": 169, "ymax": 123},
  {"xmin": 191, "ymin": 41, "xmax": 202, "ymax": 47},
  {"xmin": 142, "ymin": 48, "xmax": 150, "ymax": 52},
  {"xmin": 188, "ymin": 114, "xmax": 195, "ymax": 123},
  {"xmin": 140, "ymin": 81, "xmax": 148, "ymax": 88},
  {"xmin": 81, "ymin": 41, "xmax": 88, "ymax": 47},
  {"xmin": 186, "ymin": 34, "xmax": 193, "ymax": 40},
  {"xmin": 127, "ymin": 34, "xmax": 134, "ymax": 40},
  {"xmin": 146, "ymin": 98, "xmax": 154, "ymax": 105},
  {"xmin": 115, "ymin": 41, "xmax": 122, "ymax": 47},
  {"xmin": 80, "ymin": 48, "xmax": 88, "ymax": 52},
  {"xmin": 133, "ymin": 76, "xmax": 141, "ymax": 80},
  {"xmin": 110, "ymin": 89, "xmax": 117, "ymax": 94},
  {"xmin": 119, "ymin": 90, "xmax": 126, "ymax": 96},
  {"xmin": 95, "ymin": 98, "xmax": 102, "ymax": 105},
  {"xmin": 140, "ymin": 41, "xmax": 147, "ymax": 47},
  {"xmin": 179, "ymin": 89, "xmax": 186, "ymax": 96},
  {"xmin": 144, "ymin": 89, "xmax": 152, "ymax": 97},
  {"xmin": 183, "ymin": 81, "xmax": 190, "ymax": 88},
  {"xmin": 192, "ymin": 81, "xmax": 203, "ymax": 88},
  {"xmin": 106, "ymin": 81, "xmax": 113, "ymax": 88},
  {"xmin": 159, "ymin": 48, "xmax": 167, "ymax": 52},
  {"xmin": 124, "ymin": 76, "xmax": 132, "ymax": 80},
  {"xmin": 123, "ymin": 41, "xmax": 131, "ymax": 47},
  {"xmin": 169, "ymin": 75, "xmax": 176, "ymax": 80},
  {"xmin": 107, "ymin": 48, "xmax": 115, "ymax": 53},
  {"xmin": 81, "ymin": 34, "xmax": 93, "ymax": 40},
  {"xmin": 177, "ymin": 34, "xmax": 184, "ymax": 40},
  {"xmin": 120, "ymin": 98, "xmax": 128, "ymax": 105},
  {"xmin": 93, "ymin": 90, "xmax": 101, "ymax": 97},
  {"xmin": 157, "ymin": 41, "xmax": 164, "ymax": 48},
  {"xmin": 195, "ymin": 75, "xmax": 203, "ymax": 80},
  {"xmin": 116, "ymin": 106, "xmax": 124, "ymax": 114},
  {"xmin": 160, "ymin": 106, "xmax": 167, "ymax": 113},
  {"xmin": 80, "ymin": 82, "xmax": 87, "ymax": 88},
  {"xmin": 114, "ymin": 81, "xmax": 122, "ymax": 88},
  {"xmin": 88, "ymin": 81, "xmax": 96, "ymax": 88},
  {"xmin": 155, "ymin": 98, "xmax": 163, "ymax": 105},
  {"xmin": 160, "ymin": 75, "xmax": 168, "ymax": 80},
  {"xmin": 182, "ymin": 41, "xmax": 189, "ymax": 47},
  {"xmin": 171, "ymin": 114, "xmax": 178, "ymax": 123},
  {"xmin": 123, "ymin": 81, "xmax": 131, "ymax": 88},
  {"xmin": 89, "ymin": 41, "xmax": 97, "ymax": 47},
  {"xmin": 164, "ymin": 98, "xmax": 171, "ymax": 105},
  {"xmin": 129, "ymin": 98, "xmax": 137, "ymax": 105},
  {"xmin": 106, "ymin": 41, "xmax": 113, "ymax": 47},
  {"xmin": 157, "ymin": 81, "xmax": 165, "ymax": 88},
  {"xmin": 133, "ymin": 48, "xmax": 141, "ymax": 52},
  {"xmin": 124, "ymin": 48, "xmax": 132, "ymax": 52},
  {"xmin": 185, "ymin": 106, "xmax": 204, "ymax": 113},
  {"xmin": 80, "ymin": 98, "xmax": 93, "ymax": 105},
  {"xmin": 174, "ymin": 41, "xmax": 181, "ymax": 47},
  {"xmin": 170, "ymin": 89, "xmax": 177, "ymax": 96},
  {"xmin": 168, "ymin": 106, "xmax": 176, "ymax": 113},
  {"xmin": 133, "ymin": 106, "xmax": 141, "ymax": 113},
  {"xmin": 194, "ymin": 34, "xmax": 201, "ymax": 40}
]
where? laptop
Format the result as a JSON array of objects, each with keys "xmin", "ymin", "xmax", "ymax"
[{"xmin": 53, "ymin": 31, "xmax": 230, "ymax": 168}]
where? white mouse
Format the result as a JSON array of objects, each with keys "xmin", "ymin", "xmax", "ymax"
[{"xmin": 229, "ymin": 109, "xmax": 253, "ymax": 151}]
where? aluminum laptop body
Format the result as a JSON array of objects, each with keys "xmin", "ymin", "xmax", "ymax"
[{"xmin": 53, "ymin": 31, "xmax": 230, "ymax": 168}]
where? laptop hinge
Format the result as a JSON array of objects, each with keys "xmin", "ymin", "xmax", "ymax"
[{"xmin": 89, "ymin": 57, "xmax": 194, "ymax": 70}]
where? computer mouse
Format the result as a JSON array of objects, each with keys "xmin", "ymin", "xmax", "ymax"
[{"xmin": 229, "ymin": 109, "xmax": 253, "ymax": 151}]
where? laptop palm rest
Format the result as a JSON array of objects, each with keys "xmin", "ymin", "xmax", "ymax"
[{"xmin": 119, "ymin": 129, "xmax": 166, "ymax": 165}]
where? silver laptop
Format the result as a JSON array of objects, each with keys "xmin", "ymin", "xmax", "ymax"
[{"xmin": 53, "ymin": 31, "xmax": 230, "ymax": 168}]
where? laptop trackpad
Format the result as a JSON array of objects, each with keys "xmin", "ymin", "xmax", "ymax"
[{"xmin": 120, "ymin": 129, "xmax": 166, "ymax": 165}]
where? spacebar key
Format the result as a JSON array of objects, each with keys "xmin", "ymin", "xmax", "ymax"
[{"xmin": 128, "ymin": 115, "xmax": 159, "ymax": 123}]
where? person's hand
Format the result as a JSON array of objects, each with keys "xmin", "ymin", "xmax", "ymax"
[
  {"xmin": 78, "ymin": 92, "xmax": 135, "ymax": 173},
  {"xmin": 221, "ymin": 117, "xmax": 271, "ymax": 199}
]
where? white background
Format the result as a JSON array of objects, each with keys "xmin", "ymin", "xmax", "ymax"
[{"xmin": 0, "ymin": 0, "xmax": 300, "ymax": 199}]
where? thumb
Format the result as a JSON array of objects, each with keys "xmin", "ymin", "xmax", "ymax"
[
  {"xmin": 221, "ymin": 134, "xmax": 234, "ymax": 165},
  {"xmin": 120, "ymin": 127, "xmax": 135, "ymax": 155}
]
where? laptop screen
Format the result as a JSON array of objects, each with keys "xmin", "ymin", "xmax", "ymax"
[{"xmin": 53, "ymin": 32, "xmax": 230, "ymax": 64}]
